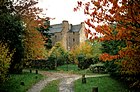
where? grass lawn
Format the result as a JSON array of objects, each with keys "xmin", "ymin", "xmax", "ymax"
[
  {"xmin": 0, "ymin": 72, "xmax": 43, "ymax": 92},
  {"xmin": 74, "ymin": 76, "xmax": 130, "ymax": 92},
  {"xmin": 53, "ymin": 64, "xmax": 93, "ymax": 75},
  {"xmin": 41, "ymin": 79, "xmax": 60, "ymax": 92}
]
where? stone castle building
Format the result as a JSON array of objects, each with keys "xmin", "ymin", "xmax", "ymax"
[{"xmin": 49, "ymin": 20, "xmax": 86, "ymax": 50}]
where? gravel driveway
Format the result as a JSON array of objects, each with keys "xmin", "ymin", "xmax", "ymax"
[{"xmin": 27, "ymin": 71, "xmax": 109, "ymax": 92}]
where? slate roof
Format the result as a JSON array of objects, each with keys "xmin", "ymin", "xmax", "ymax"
[
  {"xmin": 49, "ymin": 23, "xmax": 63, "ymax": 33},
  {"xmin": 49, "ymin": 23, "xmax": 81, "ymax": 33},
  {"xmin": 69, "ymin": 24, "xmax": 81, "ymax": 32}
]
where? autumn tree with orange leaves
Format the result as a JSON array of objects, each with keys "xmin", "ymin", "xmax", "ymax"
[
  {"xmin": 0, "ymin": 0, "xmax": 50, "ymax": 73},
  {"xmin": 11, "ymin": 0, "xmax": 49, "ymax": 61},
  {"xmin": 75, "ymin": 0, "xmax": 140, "ymax": 88}
]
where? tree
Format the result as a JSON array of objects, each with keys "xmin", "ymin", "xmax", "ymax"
[
  {"xmin": 47, "ymin": 42, "xmax": 66, "ymax": 68},
  {"xmin": 11, "ymin": 0, "xmax": 49, "ymax": 67},
  {"xmin": 0, "ymin": 0, "xmax": 48, "ymax": 73},
  {"xmin": 100, "ymin": 39, "xmax": 126, "ymax": 76},
  {"xmin": 0, "ymin": 13, "xmax": 24, "ymax": 73},
  {"xmin": 11, "ymin": 0, "xmax": 49, "ymax": 63},
  {"xmin": 91, "ymin": 40, "xmax": 102, "ymax": 58},
  {"xmin": 71, "ymin": 41, "xmax": 93, "ymax": 62},
  {"xmin": 0, "ymin": 0, "xmax": 25, "ymax": 73},
  {"xmin": 37, "ymin": 19, "xmax": 53, "ymax": 49},
  {"xmin": 75, "ymin": 0, "xmax": 140, "ymax": 88},
  {"xmin": 71, "ymin": 41, "xmax": 101, "ymax": 69},
  {"xmin": 24, "ymin": 26, "xmax": 47, "ymax": 62}
]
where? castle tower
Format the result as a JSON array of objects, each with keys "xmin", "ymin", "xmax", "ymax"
[
  {"xmin": 79, "ymin": 22, "xmax": 87, "ymax": 43},
  {"xmin": 61, "ymin": 20, "xmax": 69, "ymax": 50}
]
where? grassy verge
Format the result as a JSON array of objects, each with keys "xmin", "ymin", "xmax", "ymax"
[
  {"xmin": 0, "ymin": 72, "xmax": 43, "ymax": 92},
  {"xmin": 41, "ymin": 79, "xmax": 60, "ymax": 92},
  {"xmin": 50, "ymin": 64, "xmax": 94, "ymax": 75},
  {"xmin": 74, "ymin": 76, "xmax": 130, "ymax": 92}
]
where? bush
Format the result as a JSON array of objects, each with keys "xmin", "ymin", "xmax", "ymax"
[
  {"xmin": 104, "ymin": 60, "xmax": 120, "ymax": 76},
  {"xmin": 78, "ymin": 58, "xmax": 93, "ymax": 69},
  {"xmin": 47, "ymin": 42, "xmax": 67, "ymax": 68},
  {"xmin": 89, "ymin": 63, "xmax": 106, "ymax": 73},
  {"xmin": 0, "ymin": 42, "xmax": 14, "ymax": 83},
  {"xmin": 29, "ymin": 59, "xmax": 55, "ymax": 70},
  {"xmin": 78, "ymin": 57, "xmax": 101, "ymax": 70},
  {"xmin": 28, "ymin": 52, "xmax": 68, "ymax": 70}
]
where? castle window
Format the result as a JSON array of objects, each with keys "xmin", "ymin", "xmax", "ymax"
[
  {"xmin": 73, "ymin": 38, "xmax": 75, "ymax": 42},
  {"xmin": 55, "ymin": 35, "xmax": 57, "ymax": 39}
]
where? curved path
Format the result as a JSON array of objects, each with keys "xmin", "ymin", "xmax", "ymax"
[
  {"xmin": 27, "ymin": 71, "xmax": 109, "ymax": 92},
  {"xmin": 58, "ymin": 74, "xmax": 109, "ymax": 92},
  {"xmin": 59, "ymin": 75, "xmax": 81, "ymax": 92},
  {"xmin": 27, "ymin": 71, "xmax": 80, "ymax": 92}
]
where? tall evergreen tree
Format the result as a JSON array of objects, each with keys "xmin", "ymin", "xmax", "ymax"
[{"xmin": 0, "ymin": 13, "xmax": 24, "ymax": 73}]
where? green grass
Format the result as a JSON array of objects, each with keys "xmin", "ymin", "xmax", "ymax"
[
  {"xmin": 57, "ymin": 64, "xmax": 78, "ymax": 71},
  {"xmin": 41, "ymin": 79, "xmax": 60, "ymax": 92},
  {"xmin": 74, "ymin": 76, "xmax": 130, "ymax": 92},
  {"xmin": 0, "ymin": 72, "xmax": 43, "ymax": 92},
  {"xmin": 51, "ymin": 64, "xmax": 93, "ymax": 75}
]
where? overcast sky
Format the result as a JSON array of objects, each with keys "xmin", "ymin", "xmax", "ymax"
[{"xmin": 37, "ymin": 0, "xmax": 86, "ymax": 25}]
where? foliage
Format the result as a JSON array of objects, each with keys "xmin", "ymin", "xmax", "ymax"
[
  {"xmin": 99, "ymin": 40, "xmax": 126, "ymax": 75},
  {"xmin": 0, "ymin": 0, "xmax": 12, "ymax": 14},
  {"xmin": 24, "ymin": 27, "xmax": 47, "ymax": 62},
  {"xmin": 90, "ymin": 40, "xmax": 102, "ymax": 57},
  {"xmin": 101, "ymin": 40, "xmax": 126, "ymax": 55},
  {"xmin": 47, "ymin": 42, "xmax": 67, "ymax": 68},
  {"xmin": 6, "ymin": 0, "xmax": 49, "ymax": 66},
  {"xmin": 37, "ymin": 19, "xmax": 53, "ymax": 49},
  {"xmin": 71, "ymin": 41, "xmax": 94, "ymax": 61},
  {"xmin": 75, "ymin": 0, "xmax": 140, "ymax": 88},
  {"xmin": 0, "ymin": 0, "xmax": 46, "ymax": 73},
  {"xmin": 71, "ymin": 41, "xmax": 102, "ymax": 69},
  {"xmin": 89, "ymin": 63, "xmax": 106, "ymax": 73},
  {"xmin": 18, "ymin": 0, "xmax": 48, "ymax": 64},
  {"xmin": 0, "ymin": 72, "xmax": 43, "ymax": 92},
  {"xmin": 77, "ymin": 55, "xmax": 97, "ymax": 70},
  {"xmin": 32, "ymin": 42, "xmax": 69, "ymax": 70},
  {"xmin": 74, "ymin": 76, "xmax": 130, "ymax": 92},
  {"xmin": 0, "ymin": 13, "xmax": 24, "ymax": 73},
  {"xmin": 71, "ymin": 42, "xmax": 91, "ymax": 67},
  {"xmin": 0, "ymin": 42, "xmax": 14, "ymax": 83},
  {"xmin": 29, "ymin": 59, "xmax": 55, "ymax": 70}
]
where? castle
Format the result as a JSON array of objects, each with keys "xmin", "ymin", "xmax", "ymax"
[{"xmin": 49, "ymin": 20, "xmax": 86, "ymax": 50}]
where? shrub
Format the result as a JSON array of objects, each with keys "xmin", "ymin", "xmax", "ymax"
[
  {"xmin": 78, "ymin": 56, "xmax": 102, "ymax": 70},
  {"xmin": 89, "ymin": 63, "xmax": 106, "ymax": 73},
  {"xmin": 29, "ymin": 59, "xmax": 55, "ymax": 70},
  {"xmin": 71, "ymin": 41, "xmax": 102, "ymax": 70},
  {"xmin": 0, "ymin": 42, "xmax": 14, "ymax": 83},
  {"xmin": 104, "ymin": 60, "xmax": 120, "ymax": 76},
  {"xmin": 47, "ymin": 42, "xmax": 67, "ymax": 68},
  {"xmin": 78, "ymin": 58, "xmax": 93, "ymax": 69}
]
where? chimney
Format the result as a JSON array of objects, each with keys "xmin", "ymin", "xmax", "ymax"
[
  {"xmin": 62, "ymin": 20, "xmax": 69, "ymax": 31},
  {"xmin": 62, "ymin": 20, "xmax": 69, "ymax": 26},
  {"xmin": 69, "ymin": 24, "xmax": 72, "ymax": 31}
]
